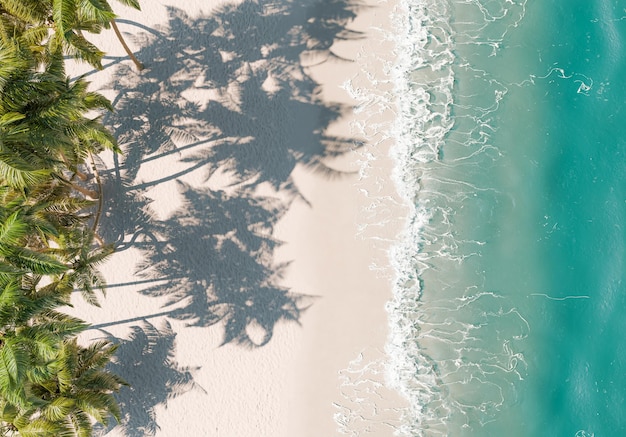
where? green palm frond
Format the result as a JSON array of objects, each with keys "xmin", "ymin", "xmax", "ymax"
[
  {"xmin": 0, "ymin": 338, "xmax": 30, "ymax": 406},
  {"xmin": 13, "ymin": 417, "xmax": 62, "ymax": 437},
  {"xmin": 43, "ymin": 396, "xmax": 75, "ymax": 422},
  {"xmin": 77, "ymin": 0, "xmax": 116, "ymax": 27},
  {"xmin": 67, "ymin": 410, "xmax": 93, "ymax": 437},
  {"xmin": 69, "ymin": 118, "xmax": 119, "ymax": 153},
  {"xmin": 19, "ymin": 319, "xmax": 87, "ymax": 348},
  {"xmin": 0, "ymin": 0, "xmax": 50, "ymax": 24},
  {"xmin": 0, "ymin": 401, "xmax": 18, "ymax": 423},
  {"xmin": 52, "ymin": 0, "xmax": 78, "ymax": 36},
  {"xmin": 0, "ymin": 281, "xmax": 25, "ymax": 324},
  {"xmin": 18, "ymin": 25, "xmax": 50, "ymax": 49},
  {"xmin": 0, "ymin": 211, "xmax": 27, "ymax": 247},
  {"xmin": 0, "ymin": 111, "xmax": 25, "ymax": 125},
  {"xmin": 77, "ymin": 341, "xmax": 119, "ymax": 376},
  {"xmin": 112, "ymin": 0, "xmax": 140, "ymax": 10},
  {"xmin": 56, "ymin": 30, "xmax": 104, "ymax": 68},
  {"xmin": 42, "ymin": 49, "xmax": 67, "ymax": 79},
  {"xmin": 5, "ymin": 247, "xmax": 67, "ymax": 275},
  {"xmin": 0, "ymin": 41, "xmax": 29, "ymax": 93},
  {"xmin": 0, "ymin": 154, "xmax": 51, "ymax": 189},
  {"xmin": 63, "ymin": 237, "xmax": 113, "ymax": 306},
  {"xmin": 0, "ymin": 262, "xmax": 25, "ymax": 286},
  {"xmin": 83, "ymin": 91, "xmax": 114, "ymax": 112}
]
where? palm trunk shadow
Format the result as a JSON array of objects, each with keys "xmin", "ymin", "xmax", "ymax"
[{"xmin": 91, "ymin": 0, "xmax": 367, "ymax": 432}]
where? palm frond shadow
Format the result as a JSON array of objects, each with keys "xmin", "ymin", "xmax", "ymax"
[
  {"xmin": 90, "ymin": 0, "xmax": 364, "ymax": 377},
  {"xmin": 97, "ymin": 0, "xmax": 362, "ymax": 341},
  {"xmin": 96, "ymin": 168, "xmax": 160, "ymax": 251},
  {"xmin": 103, "ymin": 0, "xmax": 365, "ymax": 193},
  {"xmin": 91, "ymin": 0, "xmax": 363, "ymax": 432},
  {"xmin": 136, "ymin": 181, "xmax": 316, "ymax": 347},
  {"xmin": 95, "ymin": 322, "xmax": 200, "ymax": 437}
]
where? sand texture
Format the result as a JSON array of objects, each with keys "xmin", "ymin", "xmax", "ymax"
[{"xmin": 65, "ymin": 0, "xmax": 407, "ymax": 435}]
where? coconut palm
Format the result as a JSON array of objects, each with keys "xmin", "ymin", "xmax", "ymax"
[
  {"xmin": 19, "ymin": 339, "xmax": 126, "ymax": 437},
  {"xmin": 0, "ymin": 0, "xmax": 144, "ymax": 70},
  {"xmin": 0, "ymin": 3, "xmax": 126, "ymax": 435},
  {"xmin": 0, "ymin": 334, "xmax": 125, "ymax": 436},
  {"xmin": 0, "ymin": 205, "xmax": 122, "ymax": 433},
  {"xmin": 0, "ymin": 39, "xmax": 118, "ymax": 197},
  {"xmin": 0, "ymin": 279, "xmax": 87, "ymax": 407},
  {"xmin": 1, "ymin": 182, "xmax": 111, "ymax": 302},
  {"xmin": 0, "ymin": 198, "xmax": 68, "ymax": 280}
]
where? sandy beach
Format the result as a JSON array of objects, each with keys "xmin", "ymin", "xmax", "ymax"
[{"xmin": 65, "ymin": 0, "xmax": 408, "ymax": 435}]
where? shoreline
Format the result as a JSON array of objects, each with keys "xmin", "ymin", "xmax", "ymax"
[{"xmin": 277, "ymin": 1, "xmax": 412, "ymax": 435}]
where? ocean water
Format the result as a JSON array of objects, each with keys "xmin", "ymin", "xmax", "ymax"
[{"xmin": 387, "ymin": 0, "xmax": 626, "ymax": 435}]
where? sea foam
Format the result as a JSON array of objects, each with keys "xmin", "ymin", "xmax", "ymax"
[{"xmin": 383, "ymin": 0, "xmax": 530, "ymax": 435}]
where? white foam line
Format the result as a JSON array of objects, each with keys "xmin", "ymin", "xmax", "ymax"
[
  {"xmin": 382, "ymin": 0, "xmax": 533, "ymax": 435},
  {"xmin": 529, "ymin": 293, "xmax": 591, "ymax": 301}
]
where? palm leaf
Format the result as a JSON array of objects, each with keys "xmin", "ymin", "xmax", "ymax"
[
  {"xmin": 15, "ymin": 417, "xmax": 61, "ymax": 437},
  {"xmin": 0, "ymin": 211, "xmax": 27, "ymax": 247},
  {"xmin": 77, "ymin": 0, "xmax": 116, "ymax": 26},
  {"xmin": 52, "ymin": 0, "xmax": 78, "ymax": 36},
  {"xmin": 0, "ymin": 111, "xmax": 26, "ymax": 125},
  {"xmin": 0, "ymin": 339, "xmax": 29, "ymax": 405},
  {"xmin": 61, "ymin": 30, "xmax": 104, "ymax": 68},
  {"xmin": 0, "ymin": 341, "xmax": 21, "ymax": 383},
  {"xmin": 68, "ymin": 410, "xmax": 92, "ymax": 437},
  {"xmin": 5, "ymin": 247, "xmax": 67, "ymax": 275},
  {"xmin": 0, "ymin": 0, "xmax": 49, "ymax": 23},
  {"xmin": 113, "ymin": 0, "xmax": 140, "ymax": 10},
  {"xmin": 0, "ymin": 262, "xmax": 25, "ymax": 284},
  {"xmin": 76, "ymin": 341, "xmax": 119, "ymax": 375},
  {"xmin": 0, "ymin": 151, "xmax": 51, "ymax": 188},
  {"xmin": 83, "ymin": 91, "xmax": 114, "ymax": 111},
  {"xmin": 0, "ymin": 41, "xmax": 29, "ymax": 91},
  {"xmin": 43, "ymin": 396, "xmax": 76, "ymax": 421},
  {"xmin": 19, "ymin": 25, "xmax": 50, "ymax": 49},
  {"xmin": 0, "ymin": 281, "xmax": 25, "ymax": 324}
]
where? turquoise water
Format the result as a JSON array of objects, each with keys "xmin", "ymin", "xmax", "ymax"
[{"xmin": 388, "ymin": 0, "xmax": 626, "ymax": 435}]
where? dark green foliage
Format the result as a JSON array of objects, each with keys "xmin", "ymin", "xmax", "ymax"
[
  {"xmin": 0, "ymin": 0, "xmax": 141, "ymax": 69},
  {"xmin": 0, "ymin": 1, "xmax": 127, "ymax": 435}
]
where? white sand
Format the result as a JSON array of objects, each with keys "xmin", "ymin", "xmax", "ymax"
[{"xmin": 66, "ymin": 0, "xmax": 408, "ymax": 435}]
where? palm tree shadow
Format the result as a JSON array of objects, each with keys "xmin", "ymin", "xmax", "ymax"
[
  {"xmin": 93, "ymin": 0, "xmax": 365, "ymax": 433},
  {"xmin": 104, "ymin": 0, "xmax": 365, "ymax": 194},
  {"xmin": 98, "ymin": 0, "xmax": 363, "ymax": 339},
  {"xmin": 95, "ymin": 322, "xmax": 200, "ymax": 437},
  {"xmin": 97, "ymin": 168, "xmax": 160, "ymax": 250},
  {"xmin": 137, "ymin": 182, "xmax": 315, "ymax": 347}
]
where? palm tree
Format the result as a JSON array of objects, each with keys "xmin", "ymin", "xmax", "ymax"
[
  {"xmin": 0, "ymin": 205, "xmax": 122, "ymax": 432},
  {"xmin": 0, "ymin": 278, "xmax": 87, "ymax": 407},
  {"xmin": 0, "ymin": 3, "xmax": 128, "ymax": 434},
  {"xmin": 0, "ymin": 39, "xmax": 118, "ymax": 197},
  {"xmin": 23, "ymin": 339, "xmax": 126, "ymax": 436},
  {"xmin": 0, "ymin": 0, "xmax": 144, "ymax": 70},
  {"xmin": 0, "ymin": 332, "xmax": 125, "ymax": 436},
  {"xmin": 0, "ymin": 197, "xmax": 68, "ymax": 279}
]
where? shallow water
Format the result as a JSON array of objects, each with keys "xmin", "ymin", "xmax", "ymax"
[{"xmin": 387, "ymin": 0, "xmax": 626, "ymax": 435}]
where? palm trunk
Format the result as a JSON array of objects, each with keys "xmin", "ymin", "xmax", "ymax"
[
  {"xmin": 111, "ymin": 20, "xmax": 144, "ymax": 71},
  {"xmin": 70, "ymin": 183, "xmax": 99, "ymax": 200},
  {"xmin": 58, "ymin": 177, "xmax": 99, "ymax": 199},
  {"xmin": 60, "ymin": 151, "xmax": 89, "ymax": 181}
]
